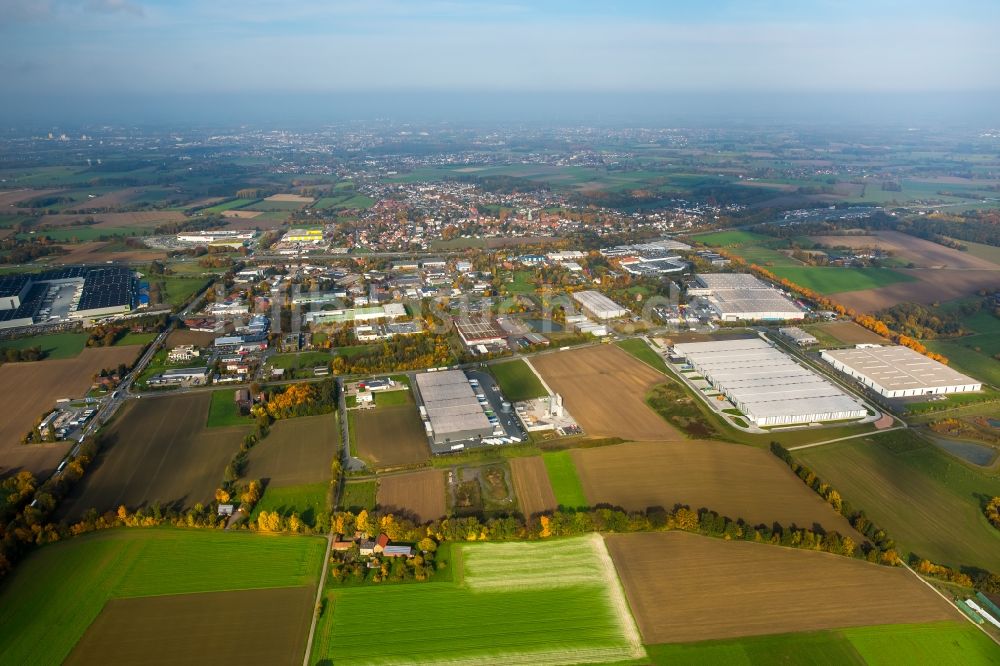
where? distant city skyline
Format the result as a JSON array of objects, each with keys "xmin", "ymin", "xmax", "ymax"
[{"xmin": 1, "ymin": 0, "xmax": 998, "ymax": 123}]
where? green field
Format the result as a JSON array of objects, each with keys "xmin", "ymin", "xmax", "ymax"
[
  {"xmin": 0, "ymin": 528, "xmax": 325, "ymax": 665},
  {"xmin": 340, "ymin": 480, "xmax": 376, "ymax": 512},
  {"xmin": 764, "ymin": 266, "xmax": 916, "ymax": 295},
  {"xmin": 542, "ymin": 450, "xmax": 588, "ymax": 509},
  {"xmin": 160, "ymin": 277, "xmax": 209, "ymax": 308},
  {"xmin": 113, "ymin": 332, "xmax": 157, "ymax": 347},
  {"xmin": 271, "ymin": 351, "xmax": 332, "ymax": 370},
  {"xmin": 796, "ymin": 430, "xmax": 1000, "ymax": 572},
  {"xmin": 645, "ymin": 622, "xmax": 997, "ymax": 665},
  {"xmin": 250, "ymin": 482, "xmax": 328, "ymax": 528},
  {"xmin": 202, "ymin": 198, "xmax": 258, "ymax": 213},
  {"xmin": 311, "ymin": 535, "xmax": 645, "ymax": 665},
  {"xmin": 0, "ymin": 332, "xmax": 87, "ymax": 359},
  {"xmin": 20, "ymin": 226, "xmax": 151, "ymax": 242},
  {"xmin": 615, "ymin": 338, "xmax": 669, "ymax": 374},
  {"xmin": 374, "ymin": 389, "xmax": 412, "ymax": 407},
  {"xmin": 692, "ymin": 230, "xmax": 772, "ymax": 247},
  {"xmin": 490, "ymin": 359, "xmax": 548, "ymax": 401},
  {"xmin": 207, "ymin": 389, "xmax": 251, "ymax": 428}
]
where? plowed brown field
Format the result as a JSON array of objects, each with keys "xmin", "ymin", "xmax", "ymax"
[
  {"xmin": 0, "ymin": 189, "xmax": 63, "ymax": 207},
  {"xmin": 809, "ymin": 231, "xmax": 997, "ymax": 270},
  {"xmin": 815, "ymin": 320, "xmax": 888, "ymax": 344},
  {"xmin": 38, "ymin": 211, "xmax": 186, "ymax": 228},
  {"xmin": 532, "ymin": 346, "xmax": 681, "ymax": 441},
  {"xmin": 57, "ymin": 393, "xmax": 248, "ymax": 518},
  {"xmin": 377, "ymin": 469, "xmax": 446, "ymax": 522},
  {"xmin": 509, "ymin": 456, "xmax": 557, "ymax": 516},
  {"xmin": 0, "ymin": 346, "xmax": 144, "ymax": 478},
  {"xmin": 573, "ymin": 441, "xmax": 859, "ymax": 536},
  {"xmin": 606, "ymin": 531, "xmax": 959, "ymax": 643},
  {"xmin": 352, "ymin": 404, "xmax": 429, "ymax": 468},
  {"xmin": 244, "ymin": 414, "xmax": 336, "ymax": 486}
]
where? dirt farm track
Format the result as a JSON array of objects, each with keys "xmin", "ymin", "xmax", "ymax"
[
  {"xmin": 607, "ymin": 531, "xmax": 959, "ymax": 643},
  {"xmin": 0, "ymin": 346, "xmax": 144, "ymax": 479},
  {"xmin": 532, "ymin": 345, "xmax": 682, "ymax": 441},
  {"xmin": 574, "ymin": 441, "xmax": 861, "ymax": 537}
]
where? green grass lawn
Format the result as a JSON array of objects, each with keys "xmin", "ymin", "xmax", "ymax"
[
  {"xmin": 490, "ymin": 359, "xmax": 548, "ymax": 401},
  {"xmin": 113, "ymin": 332, "xmax": 157, "ymax": 347},
  {"xmin": 270, "ymin": 351, "xmax": 332, "ymax": 370},
  {"xmin": 645, "ymin": 622, "xmax": 996, "ymax": 665},
  {"xmin": 250, "ymin": 482, "xmax": 329, "ymax": 528},
  {"xmin": 340, "ymin": 480, "xmax": 376, "ymax": 512},
  {"xmin": 615, "ymin": 338, "xmax": 669, "ymax": 374},
  {"xmin": 542, "ymin": 450, "xmax": 588, "ymax": 509},
  {"xmin": 375, "ymin": 389, "xmax": 412, "ymax": 407},
  {"xmin": 0, "ymin": 528, "xmax": 325, "ymax": 666},
  {"xmin": 504, "ymin": 270, "xmax": 536, "ymax": 294},
  {"xmin": 0, "ymin": 332, "xmax": 87, "ymax": 359},
  {"xmin": 206, "ymin": 389, "xmax": 251, "ymax": 428},
  {"xmin": 796, "ymin": 430, "xmax": 1000, "ymax": 572},
  {"xmin": 311, "ymin": 535, "xmax": 644, "ymax": 665}
]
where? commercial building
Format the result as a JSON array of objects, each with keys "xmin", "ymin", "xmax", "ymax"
[
  {"xmin": 821, "ymin": 345, "xmax": 982, "ymax": 398},
  {"xmin": 303, "ymin": 303, "xmax": 407, "ymax": 324},
  {"xmin": 454, "ymin": 316, "xmax": 506, "ymax": 347},
  {"xmin": 0, "ymin": 266, "xmax": 138, "ymax": 329},
  {"xmin": 689, "ymin": 273, "xmax": 803, "ymax": 322},
  {"xmin": 673, "ymin": 338, "xmax": 866, "ymax": 427},
  {"xmin": 282, "ymin": 228, "xmax": 325, "ymax": 244},
  {"xmin": 779, "ymin": 327, "xmax": 818, "ymax": 346},
  {"xmin": 572, "ymin": 290, "xmax": 629, "ymax": 320},
  {"xmin": 415, "ymin": 370, "xmax": 494, "ymax": 449}
]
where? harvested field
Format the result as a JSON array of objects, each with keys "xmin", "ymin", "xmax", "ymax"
[
  {"xmin": 48, "ymin": 241, "xmax": 167, "ymax": 264},
  {"xmin": 510, "ymin": 456, "xmax": 557, "ymax": 516},
  {"xmin": 165, "ymin": 328, "xmax": 219, "ymax": 347},
  {"xmin": 0, "ymin": 346, "xmax": 143, "ymax": 478},
  {"xmin": 606, "ymin": 531, "xmax": 959, "ymax": 643},
  {"xmin": 377, "ymin": 469, "xmax": 446, "ymax": 522},
  {"xmin": 221, "ymin": 209, "xmax": 262, "ymax": 218},
  {"xmin": 815, "ymin": 320, "xmax": 889, "ymax": 345},
  {"xmin": 39, "ymin": 211, "xmax": 186, "ymax": 228},
  {"xmin": 808, "ymin": 231, "xmax": 998, "ymax": 271},
  {"xmin": 244, "ymin": 414, "xmax": 336, "ymax": 486},
  {"xmin": 0, "ymin": 188, "xmax": 63, "ymax": 207},
  {"xmin": 573, "ymin": 441, "xmax": 859, "ymax": 536},
  {"xmin": 265, "ymin": 193, "xmax": 314, "ymax": 203},
  {"xmin": 65, "ymin": 586, "xmax": 314, "ymax": 666},
  {"xmin": 533, "ymin": 345, "xmax": 682, "ymax": 441},
  {"xmin": 352, "ymin": 404, "xmax": 429, "ymax": 468},
  {"xmin": 58, "ymin": 393, "xmax": 249, "ymax": 519},
  {"xmin": 836, "ymin": 267, "xmax": 1000, "ymax": 311}
]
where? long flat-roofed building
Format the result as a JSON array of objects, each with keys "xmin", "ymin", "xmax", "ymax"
[
  {"xmin": 690, "ymin": 273, "xmax": 803, "ymax": 321},
  {"xmin": 821, "ymin": 345, "xmax": 982, "ymax": 398},
  {"xmin": 572, "ymin": 290, "xmax": 629, "ymax": 320},
  {"xmin": 416, "ymin": 370, "xmax": 493, "ymax": 449},
  {"xmin": 673, "ymin": 338, "xmax": 866, "ymax": 427}
]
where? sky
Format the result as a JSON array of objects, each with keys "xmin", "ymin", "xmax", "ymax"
[{"xmin": 1, "ymin": 0, "xmax": 999, "ymax": 124}]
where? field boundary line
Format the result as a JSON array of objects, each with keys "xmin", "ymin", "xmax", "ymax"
[
  {"xmin": 901, "ymin": 562, "xmax": 1000, "ymax": 648},
  {"xmin": 787, "ymin": 426, "xmax": 904, "ymax": 451},
  {"xmin": 521, "ymin": 357, "xmax": 555, "ymax": 396},
  {"xmin": 302, "ymin": 532, "xmax": 333, "ymax": 666}
]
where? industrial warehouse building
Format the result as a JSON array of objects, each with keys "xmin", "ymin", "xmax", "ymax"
[
  {"xmin": 689, "ymin": 274, "xmax": 804, "ymax": 322},
  {"xmin": 453, "ymin": 316, "xmax": 506, "ymax": 347},
  {"xmin": 821, "ymin": 345, "xmax": 982, "ymax": 398},
  {"xmin": 673, "ymin": 338, "xmax": 866, "ymax": 427},
  {"xmin": 0, "ymin": 266, "xmax": 138, "ymax": 329},
  {"xmin": 572, "ymin": 290, "xmax": 629, "ymax": 320},
  {"xmin": 415, "ymin": 370, "xmax": 494, "ymax": 450}
]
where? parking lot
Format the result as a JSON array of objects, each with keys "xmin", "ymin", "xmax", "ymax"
[{"xmin": 465, "ymin": 369, "xmax": 526, "ymax": 443}]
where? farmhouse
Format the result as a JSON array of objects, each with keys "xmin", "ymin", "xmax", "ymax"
[
  {"xmin": 673, "ymin": 338, "xmax": 866, "ymax": 427},
  {"xmin": 572, "ymin": 290, "xmax": 629, "ymax": 320},
  {"xmin": 821, "ymin": 345, "xmax": 982, "ymax": 398},
  {"xmin": 415, "ymin": 369, "xmax": 493, "ymax": 450},
  {"xmin": 689, "ymin": 273, "xmax": 803, "ymax": 322}
]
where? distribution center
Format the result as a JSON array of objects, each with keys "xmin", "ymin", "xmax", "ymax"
[{"xmin": 821, "ymin": 345, "xmax": 982, "ymax": 397}]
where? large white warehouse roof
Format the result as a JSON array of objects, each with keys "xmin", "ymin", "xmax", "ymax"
[
  {"xmin": 673, "ymin": 338, "xmax": 866, "ymax": 427},
  {"xmin": 821, "ymin": 346, "xmax": 981, "ymax": 397}
]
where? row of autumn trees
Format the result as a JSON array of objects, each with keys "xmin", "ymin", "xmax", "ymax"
[
  {"xmin": 986, "ymin": 497, "xmax": 1000, "ymax": 531},
  {"xmin": 771, "ymin": 443, "xmax": 1000, "ymax": 594},
  {"xmin": 716, "ymin": 250, "xmax": 949, "ymax": 364}
]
